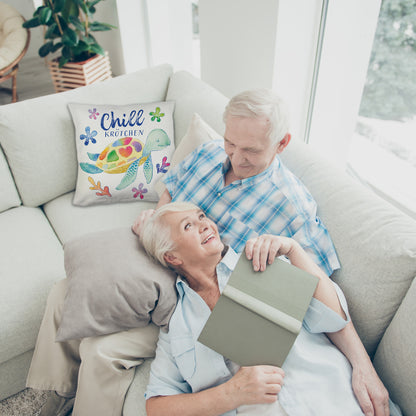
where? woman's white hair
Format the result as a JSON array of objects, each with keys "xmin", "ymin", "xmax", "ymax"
[
  {"xmin": 140, "ymin": 201, "xmax": 200, "ymax": 267},
  {"xmin": 223, "ymin": 89, "xmax": 290, "ymax": 145}
]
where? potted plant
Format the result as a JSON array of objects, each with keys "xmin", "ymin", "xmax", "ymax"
[{"xmin": 23, "ymin": 0, "xmax": 116, "ymax": 92}]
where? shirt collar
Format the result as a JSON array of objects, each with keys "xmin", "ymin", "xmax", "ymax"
[
  {"xmin": 221, "ymin": 156, "xmax": 280, "ymax": 187},
  {"xmin": 175, "ymin": 246, "xmax": 240, "ymax": 295}
]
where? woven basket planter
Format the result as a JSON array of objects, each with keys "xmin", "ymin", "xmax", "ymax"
[{"xmin": 47, "ymin": 52, "xmax": 112, "ymax": 93}]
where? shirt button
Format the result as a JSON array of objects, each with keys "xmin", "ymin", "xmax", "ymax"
[{"xmin": 217, "ymin": 192, "xmax": 222, "ymax": 197}]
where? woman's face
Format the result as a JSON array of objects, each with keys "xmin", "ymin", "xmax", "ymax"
[{"xmin": 162, "ymin": 209, "xmax": 224, "ymax": 266}]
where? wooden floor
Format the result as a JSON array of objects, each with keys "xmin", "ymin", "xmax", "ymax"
[{"xmin": 0, "ymin": 56, "xmax": 56, "ymax": 106}]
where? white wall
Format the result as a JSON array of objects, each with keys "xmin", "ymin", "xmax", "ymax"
[
  {"xmin": 147, "ymin": 0, "xmax": 194, "ymax": 72},
  {"xmin": 113, "ymin": 0, "xmax": 194, "ymax": 75},
  {"xmin": 110, "ymin": 0, "xmax": 150, "ymax": 75},
  {"xmin": 197, "ymin": 0, "xmax": 323, "ymax": 144},
  {"xmin": 199, "ymin": 0, "xmax": 280, "ymax": 98}
]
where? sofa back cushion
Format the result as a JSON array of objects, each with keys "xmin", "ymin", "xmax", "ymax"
[
  {"xmin": 0, "ymin": 64, "xmax": 173, "ymax": 207},
  {"xmin": 166, "ymin": 70, "xmax": 229, "ymax": 145},
  {"xmin": 0, "ymin": 144, "xmax": 20, "ymax": 212},
  {"xmin": 280, "ymin": 141, "xmax": 416, "ymax": 357}
]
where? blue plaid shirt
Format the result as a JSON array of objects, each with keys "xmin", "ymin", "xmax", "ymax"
[{"xmin": 163, "ymin": 140, "xmax": 340, "ymax": 275}]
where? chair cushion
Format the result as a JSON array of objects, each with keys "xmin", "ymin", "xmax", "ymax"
[
  {"xmin": 0, "ymin": 4, "xmax": 27, "ymax": 69},
  {"xmin": 0, "ymin": 64, "xmax": 173, "ymax": 207},
  {"xmin": 0, "ymin": 206, "xmax": 65, "ymax": 364}
]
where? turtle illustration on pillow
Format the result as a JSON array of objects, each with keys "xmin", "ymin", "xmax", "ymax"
[{"xmin": 80, "ymin": 128, "xmax": 170, "ymax": 190}]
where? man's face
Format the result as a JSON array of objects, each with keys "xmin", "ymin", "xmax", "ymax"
[
  {"xmin": 224, "ymin": 116, "xmax": 279, "ymax": 179},
  {"xmin": 163, "ymin": 209, "xmax": 224, "ymax": 267}
]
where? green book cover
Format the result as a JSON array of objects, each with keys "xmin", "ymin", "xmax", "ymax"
[{"xmin": 198, "ymin": 255, "xmax": 319, "ymax": 367}]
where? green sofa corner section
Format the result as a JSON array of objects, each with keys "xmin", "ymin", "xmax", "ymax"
[{"xmin": 0, "ymin": 64, "xmax": 415, "ymax": 416}]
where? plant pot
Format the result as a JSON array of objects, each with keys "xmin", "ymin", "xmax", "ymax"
[{"xmin": 47, "ymin": 52, "xmax": 112, "ymax": 93}]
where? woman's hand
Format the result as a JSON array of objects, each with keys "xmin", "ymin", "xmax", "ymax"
[
  {"xmin": 245, "ymin": 235, "xmax": 297, "ymax": 271},
  {"xmin": 225, "ymin": 365, "xmax": 284, "ymax": 407},
  {"xmin": 132, "ymin": 209, "xmax": 156, "ymax": 236}
]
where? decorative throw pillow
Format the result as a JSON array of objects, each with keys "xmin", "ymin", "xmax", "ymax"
[
  {"xmin": 56, "ymin": 227, "xmax": 178, "ymax": 342},
  {"xmin": 154, "ymin": 113, "xmax": 223, "ymax": 196},
  {"xmin": 69, "ymin": 101, "xmax": 175, "ymax": 206}
]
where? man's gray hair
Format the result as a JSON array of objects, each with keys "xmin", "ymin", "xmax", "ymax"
[
  {"xmin": 223, "ymin": 89, "xmax": 290, "ymax": 145},
  {"xmin": 140, "ymin": 201, "xmax": 200, "ymax": 267}
]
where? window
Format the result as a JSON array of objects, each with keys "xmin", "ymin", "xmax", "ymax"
[{"xmin": 347, "ymin": 0, "xmax": 416, "ymax": 218}]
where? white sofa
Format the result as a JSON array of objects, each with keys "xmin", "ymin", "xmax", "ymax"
[{"xmin": 0, "ymin": 64, "xmax": 415, "ymax": 416}]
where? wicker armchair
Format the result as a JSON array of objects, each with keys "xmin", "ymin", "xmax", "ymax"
[{"xmin": 0, "ymin": 2, "xmax": 30, "ymax": 103}]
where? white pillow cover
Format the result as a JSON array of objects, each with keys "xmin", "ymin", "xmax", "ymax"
[{"xmin": 69, "ymin": 101, "xmax": 175, "ymax": 206}]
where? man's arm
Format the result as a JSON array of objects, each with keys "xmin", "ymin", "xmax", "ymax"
[
  {"xmin": 245, "ymin": 235, "xmax": 345, "ymax": 318},
  {"xmin": 245, "ymin": 235, "xmax": 390, "ymax": 416},
  {"xmin": 327, "ymin": 324, "xmax": 390, "ymax": 416}
]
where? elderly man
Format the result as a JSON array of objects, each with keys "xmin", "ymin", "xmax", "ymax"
[
  {"xmin": 134, "ymin": 89, "xmax": 338, "ymax": 276},
  {"xmin": 28, "ymin": 89, "xmax": 388, "ymax": 416}
]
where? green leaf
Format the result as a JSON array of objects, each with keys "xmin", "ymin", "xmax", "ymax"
[
  {"xmin": 22, "ymin": 17, "xmax": 41, "ymax": 28},
  {"xmin": 75, "ymin": 40, "xmax": 90, "ymax": 52},
  {"xmin": 51, "ymin": 42, "xmax": 63, "ymax": 53},
  {"xmin": 59, "ymin": 55, "xmax": 69, "ymax": 68},
  {"xmin": 44, "ymin": 23, "xmax": 59, "ymax": 39},
  {"xmin": 74, "ymin": 0, "xmax": 89, "ymax": 15},
  {"xmin": 82, "ymin": 34, "xmax": 95, "ymax": 45},
  {"xmin": 38, "ymin": 41, "xmax": 54, "ymax": 57},
  {"xmin": 89, "ymin": 22, "xmax": 114, "ymax": 31},
  {"xmin": 69, "ymin": 16, "xmax": 85, "ymax": 32},
  {"xmin": 62, "ymin": 0, "xmax": 79, "ymax": 21},
  {"xmin": 89, "ymin": 43, "xmax": 105, "ymax": 56},
  {"xmin": 62, "ymin": 28, "xmax": 79, "ymax": 46},
  {"xmin": 53, "ymin": 0, "xmax": 65, "ymax": 13},
  {"xmin": 39, "ymin": 7, "xmax": 52, "ymax": 24},
  {"xmin": 61, "ymin": 45, "xmax": 72, "ymax": 60}
]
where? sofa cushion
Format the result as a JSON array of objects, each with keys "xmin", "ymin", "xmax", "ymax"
[
  {"xmin": 0, "ymin": 64, "xmax": 173, "ymax": 207},
  {"xmin": 43, "ymin": 192, "xmax": 155, "ymax": 244},
  {"xmin": 0, "ymin": 144, "xmax": 20, "ymax": 212},
  {"xmin": 166, "ymin": 71, "xmax": 228, "ymax": 146},
  {"xmin": 280, "ymin": 141, "xmax": 416, "ymax": 357},
  {"xmin": 69, "ymin": 101, "xmax": 175, "ymax": 206},
  {"xmin": 56, "ymin": 228, "xmax": 177, "ymax": 341},
  {"xmin": 373, "ymin": 277, "xmax": 416, "ymax": 416},
  {"xmin": 0, "ymin": 206, "xmax": 65, "ymax": 364}
]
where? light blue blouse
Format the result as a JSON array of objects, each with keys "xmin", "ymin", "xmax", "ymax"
[{"xmin": 145, "ymin": 248, "xmax": 399, "ymax": 415}]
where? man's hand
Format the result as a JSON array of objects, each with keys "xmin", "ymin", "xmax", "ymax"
[
  {"xmin": 352, "ymin": 364, "xmax": 390, "ymax": 416},
  {"xmin": 225, "ymin": 365, "xmax": 284, "ymax": 408},
  {"xmin": 245, "ymin": 235, "xmax": 296, "ymax": 271},
  {"xmin": 131, "ymin": 209, "xmax": 155, "ymax": 236}
]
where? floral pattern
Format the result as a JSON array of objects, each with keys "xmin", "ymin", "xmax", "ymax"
[
  {"xmin": 132, "ymin": 183, "xmax": 148, "ymax": 199},
  {"xmin": 80, "ymin": 126, "xmax": 97, "ymax": 146}
]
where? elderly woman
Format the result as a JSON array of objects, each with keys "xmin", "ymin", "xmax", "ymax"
[{"xmin": 140, "ymin": 202, "xmax": 400, "ymax": 416}]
